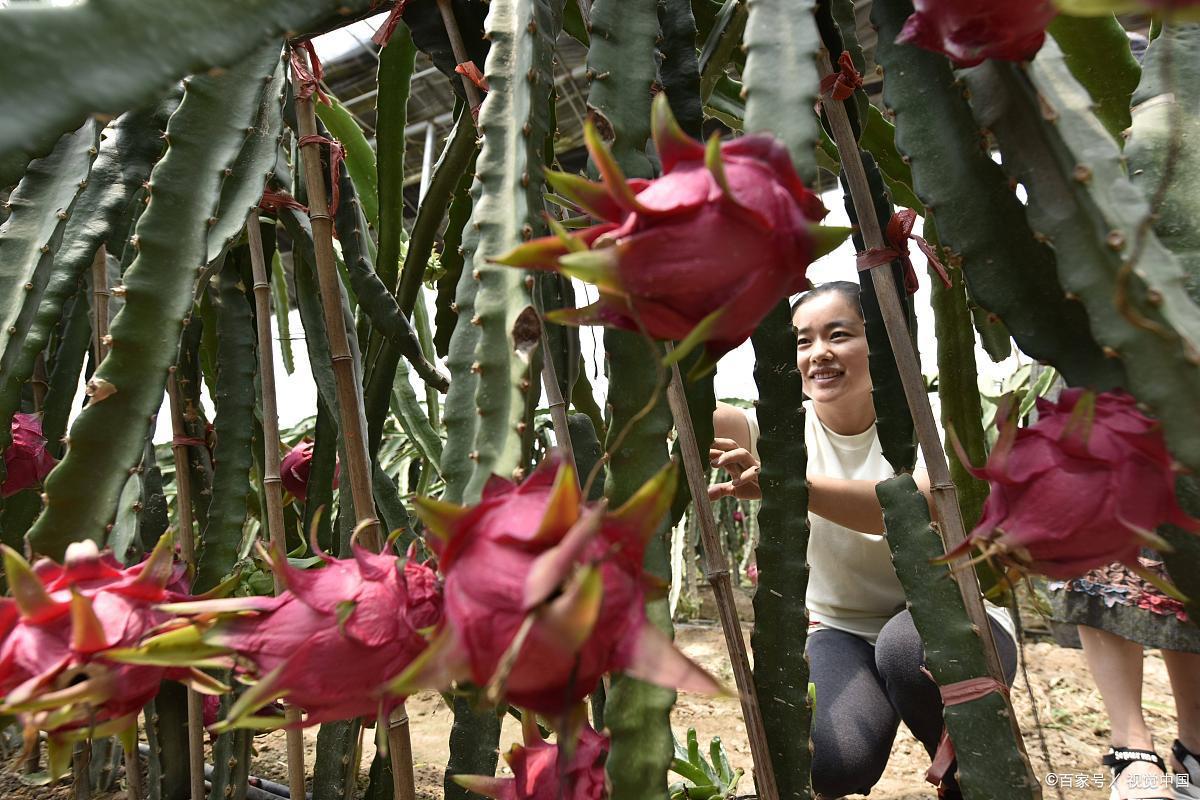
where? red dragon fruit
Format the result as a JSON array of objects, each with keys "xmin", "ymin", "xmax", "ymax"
[
  {"xmin": 144, "ymin": 541, "xmax": 440, "ymax": 730},
  {"xmin": 947, "ymin": 389, "xmax": 1197, "ymax": 579},
  {"xmin": 455, "ymin": 714, "xmax": 609, "ymax": 800},
  {"xmin": 895, "ymin": 0, "xmax": 1059, "ymax": 68},
  {"xmin": 394, "ymin": 456, "xmax": 722, "ymax": 716},
  {"xmin": 280, "ymin": 439, "xmax": 339, "ymax": 502},
  {"xmin": 2, "ymin": 413, "xmax": 57, "ymax": 497},
  {"xmin": 0, "ymin": 534, "xmax": 220, "ymax": 776},
  {"xmin": 494, "ymin": 94, "xmax": 849, "ymax": 374}
]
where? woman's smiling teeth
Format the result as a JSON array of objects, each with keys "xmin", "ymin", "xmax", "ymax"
[{"xmin": 810, "ymin": 368, "xmax": 843, "ymax": 384}]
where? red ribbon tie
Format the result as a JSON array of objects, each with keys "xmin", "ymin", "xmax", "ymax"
[
  {"xmin": 289, "ymin": 42, "xmax": 329, "ymax": 105},
  {"xmin": 919, "ymin": 667, "xmax": 1009, "ymax": 786},
  {"xmin": 855, "ymin": 209, "xmax": 953, "ymax": 295},
  {"xmin": 820, "ymin": 51, "xmax": 863, "ymax": 101},
  {"xmin": 296, "ymin": 135, "xmax": 346, "ymax": 216}
]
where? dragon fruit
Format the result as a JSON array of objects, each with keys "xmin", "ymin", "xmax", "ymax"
[
  {"xmin": 494, "ymin": 94, "xmax": 849, "ymax": 373},
  {"xmin": 143, "ymin": 542, "xmax": 440, "ymax": 730},
  {"xmin": 280, "ymin": 439, "xmax": 339, "ymax": 502},
  {"xmin": 2, "ymin": 413, "xmax": 57, "ymax": 497},
  {"xmin": 895, "ymin": 0, "xmax": 1058, "ymax": 67},
  {"xmin": 455, "ymin": 714, "xmax": 609, "ymax": 800},
  {"xmin": 395, "ymin": 456, "xmax": 721, "ymax": 716},
  {"xmin": 947, "ymin": 389, "xmax": 1197, "ymax": 579},
  {"xmin": 0, "ymin": 534, "xmax": 220, "ymax": 776}
]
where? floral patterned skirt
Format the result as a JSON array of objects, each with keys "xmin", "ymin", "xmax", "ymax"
[{"xmin": 1048, "ymin": 556, "xmax": 1200, "ymax": 653}]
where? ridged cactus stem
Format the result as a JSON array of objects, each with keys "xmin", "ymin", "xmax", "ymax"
[
  {"xmin": 437, "ymin": 0, "xmax": 484, "ymax": 111},
  {"xmin": 90, "ymin": 245, "xmax": 110, "ymax": 363},
  {"xmin": 245, "ymin": 212, "xmax": 308, "ymax": 800},
  {"xmin": 815, "ymin": 53, "xmax": 1009, "ymax": 684},
  {"xmin": 293, "ymin": 48, "xmax": 381, "ymax": 552},
  {"xmin": 165, "ymin": 370, "xmax": 205, "ymax": 800},
  {"xmin": 123, "ymin": 747, "xmax": 141, "ymax": 800},
  {"xmin": 664, "ymin": 356, "xmax": 778, "ymax": 800}
]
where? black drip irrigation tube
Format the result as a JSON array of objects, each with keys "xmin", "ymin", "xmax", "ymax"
[{"xmin": 137, "ymin": 743, "xmax": 312, "ymax": 800}]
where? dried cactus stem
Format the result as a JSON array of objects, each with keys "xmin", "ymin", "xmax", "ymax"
[
  {"xmin": 123, "ymin": 747, "xmax": 141, "ymax": 800},
  {"xmin": 294, "ymin": 48, "xmax": 382, "ymax": 551},
  {"xmin": 815, "ymin": 51, "xmax": 1010, "ymax": 685},
  {"xmin": 664, "ymin": 355, "xmax": 778, "ymax": 800},
  {"xmin": 166, "ymin": 370, "xmax": 206, "ymax": 800},
  {"xmin": 246, "ymin": 212, "xmax": 308, "ymax": 800},
  {"xmin": 74, "ymin": 741, "xmax": 92, "ymax": 800}
]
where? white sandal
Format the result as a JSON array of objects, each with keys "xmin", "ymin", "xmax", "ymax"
[
  {"xmin": 1104, "ymin": 747, "xmax": 1172, "ymax": 800},
  {"xmin": 1172, "ymin": 740, "xmax": 1200, "ymax": 800}
]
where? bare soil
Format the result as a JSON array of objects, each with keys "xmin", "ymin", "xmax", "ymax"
[{"xmin": 2, "ymin": 599, "xmax": 1182, "ymax": 800}]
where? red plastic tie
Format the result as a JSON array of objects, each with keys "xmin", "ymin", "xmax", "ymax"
[
  {"xmin": 920, "ymin": 667, "xmax": 1009, "ymax": 786},
  {"xmin": 297, "ymin": 135, "xmax": 346, "ymax": 215},
  {"xmin": 455, "ymin": 61, "xmax": 490, "ymax": 93},
  {"xmin": 819, "ymin": 51, "xmax": 863, "ymax": 101},
  {"xmin": 258, "ymin": 188, "xmax": 308, "ymax": 215},
  {"xmin": 289, "ymin": 42, "xmax": 329, "ymax": 105},
  {"xmin": 855, "ymin": 209, "xmax": 952, "ymax": 295},
  {"xmin": 371, "ymin": 0, "xmax": 413, "ymax": 47},
  {"xmin": 171, "ymin": 436, "xmax": 207, "ymax": 448}
]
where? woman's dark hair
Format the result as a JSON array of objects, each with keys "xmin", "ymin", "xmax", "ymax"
[{"xmin": 789, "ymin": 281, "xmax": 863, "ymax": 320}]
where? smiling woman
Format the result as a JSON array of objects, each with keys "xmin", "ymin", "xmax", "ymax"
[{"xmin": 709, "ymin": 279, "xmax": 1018, "ymax": 800}]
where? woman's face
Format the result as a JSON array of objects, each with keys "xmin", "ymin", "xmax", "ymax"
[{"xmin": 793, "ymin": 292, "xmax": 873, "ymax": 411}]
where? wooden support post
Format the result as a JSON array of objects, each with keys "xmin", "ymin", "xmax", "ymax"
[
  {"xmin": 246, "ymin": 211, "xmax": 309, "ymax": 800},
  {"xmin": 293, "ymin": 47, "xmax": 415, "ymax": 800},
  {"xmin": 664, "ymin": 351, "xmax": 778, "ymax": 800},
  {"xmin": 166, "ymin": 371, "xmax": 208, "ymax": 800}
]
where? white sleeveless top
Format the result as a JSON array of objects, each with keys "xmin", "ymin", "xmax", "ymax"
[{"xmin": 744, "ymin": 405, "xmax": 1014, "ymax": 645}]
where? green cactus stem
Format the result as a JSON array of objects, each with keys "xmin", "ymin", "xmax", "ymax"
[
  {"xmin": 207, "ymin": 57, "xmax": 285, "ymax": 263},
  {"xmin": 748, "ymin": 301, "xmax": 813, "ymax": 800},
  {"xmin": 209, "ymin": 691, "xmax": 253, "ymax": 800},
  {"xmin": 741, "ymin": 0, "xmax": 822, "ymax": 184},
  {"xmin": 375, "ymin": 22, "xmax": 417, "ymax": 290},
  {"xmin": 0, "ymin": 120, "xmax": 98, "ymax": 469},
  {"xmin": 658, "ymin": 0, "xmax": 704, "ymax": 140},
  {"xmin": 923, "ymin": 221, "xmax": 990, "ymax": 534},
  {"xmin": 316, "ymin": 94, "xmax": 380, "ymax": 232},
  {"xmin": 970, "ymin": 303, "xmax": 1013, "ymax": 362},
  {"xmin": 41, "ymin": 292, "xmax": 91, "ymax": 462},
  {"xmin": 398, "ymin": 108, "xmax": 479, "ymax": 317},
  {"xmin": 698, "ymin": 0, "xmax": 748, "ymax": 104},
  {"xmin": 878, "ymin": 475, "xmax": 1039, "ymax": 799},
  {"xmin": 962, "ymin": 41, "xmax": 1200, "ymax": 473},
  {"xmin": 143, "ymin": 681, "xmax": 191, "ymax": 800},
  {"xmin": 1126, "ymin": 24, "xmax": 1200, "ymax": 293},
  {"xmin": 26, "ymin": 42, "xmax": 283, "ymax": 560},
  {"xmin": 1046, "ymin": 13, "xmax": 1141, "ymax": 143},
  {"xmin": 194, "ymin": 249, "xmax": 257, "ymax": 592},
  {"xmin": 402, "ymin": 1, "xmax": 491, "ymax": 103},
  {"xmin": 580, "ymin": 0, "xmax": 677, "ymax": 797},
  {"xmin": 871, "ymin": 0, "xmax": 1126, "ymax": 395},
  {"xmin": 433, "ymin": 154, "xmax": 477, "ymax": 359},
  {"xmin": 0, "ymin": 0, "xmax": 377, "ymax": 166},
  {"xmin": 0, "ymin": 99, "xmax": 176, "ymax": 475},
  {"xmin": 458, "ymin": 0, "xmax": 563, "ymax": 501}
]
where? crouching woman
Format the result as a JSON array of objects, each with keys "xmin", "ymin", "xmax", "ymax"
[{"xmin": 710, "ymin": 281, "xmax": 1016, "ymax": 799}]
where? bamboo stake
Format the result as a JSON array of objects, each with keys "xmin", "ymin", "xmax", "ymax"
[
  {"xmin": 246, "ymin": 211, "xmax": 309, "ymax": 800},
  {"xmin": 293, "ymin": 48, "xmax": 416, "ymax": 800},
  {"xmin": 31, "ymin": 353, "xmax": 48, "ymax": 411},
  {"xmin": 91, "ymin": 245, "xmax": 110, "ymax": 364},
  {"xmin": 435, "ymin": 0, "xmax": 484, "ymax": 112},
  {"xmin": 664, "ymin": 351, "xmax": 778, "ymax": 800},
  {"xmin": 166, "ymin": 371, "xmax": 208, "ymax": 800}
]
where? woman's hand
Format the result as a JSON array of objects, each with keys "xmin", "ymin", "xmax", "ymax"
[{"xmin": 709, "ymin": 437, "xmax": 762, "ymax": 500}]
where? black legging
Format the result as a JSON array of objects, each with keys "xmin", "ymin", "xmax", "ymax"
[{"xmin": 805, "ymin": 610, "xmax": 1019, "ymax": 798}]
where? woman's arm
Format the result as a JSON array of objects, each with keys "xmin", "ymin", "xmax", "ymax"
[
  {"xmin": 710, "ymin": 401, "xmax": 935, "ymax": 531},
  {"xmin": 807, "ymin": 470, "xmax": 934, "ymax": 535}
]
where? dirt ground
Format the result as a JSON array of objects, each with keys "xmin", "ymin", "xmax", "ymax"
[{"xmin": 1, "ymin": 597, "xmax": 1183, "ymax": 800}]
